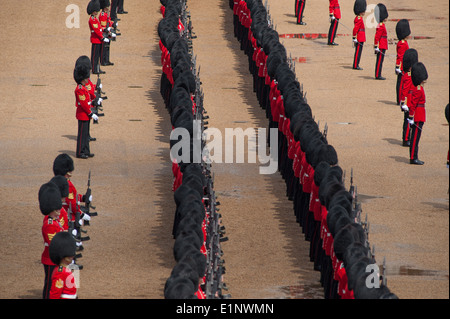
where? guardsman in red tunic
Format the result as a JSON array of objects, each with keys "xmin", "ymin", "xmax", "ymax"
[
  {"xmin": 49, "ymin": 232, "xmax": 78, "ymax": 299},
  {"xmin": 408, "ymin": 62, "xmax": 428, "ymax": 165},
  {"xmin": 50, "ymin": 175, "xmax": 70, "ymax": 231},
  {"xmin": 328, "ymin": 0, "xmax": 341, "ymax": 45},
  {"xmin": 352, "ymin": 0, "xmax": 366, "ymax": 70},
  {"xmin": 39, "ymin": 182, "xmax": 64, "ymax": 299},
  {"xmin": 99, "ymin": 0, "xmax": 116, "ymax": 66},
  {"xmin": 74, "ymin": 64, "xmax": 98, "ymax": 159},
  {"xmin": 374, "ymin": 4, "xmax": 389, "ymax": 80},
  {"xmin": 399, "ymin": 48, "xmax": 418, "ymax": 147},
  {"xmin": 395, "ymin": 19, "xmax": 411, "ymax": 104},
  {"xmin": 87, "ymin": 0, "xmax": 109, "ymax": 74},
  {"xmin": 295, "ymin": 0, "xmax": 306, "ymax": 25}
]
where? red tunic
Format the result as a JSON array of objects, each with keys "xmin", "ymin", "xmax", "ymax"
[
  {"xmin": 329, "ymin": 0, "xmax": 341, "ymax": 19},
  {"xmin": 62, "ymin": 180, "xmax": 84, "ymax": 222},
  {"xmin": 409, "ymin": 85, "xmax": 426, "ymax": 123},
  {"xmin": 400, "ymin": 71, "xmax": 413, "ymax": 104},
  {"xmin": 353, "ymin": 16, "xmax": 366, "ymax": 43},
  {"xmin": 49, "ymin": 266, "xmax": 78, "ymax": 299},
  {"xmin": 89, "ymin": 15, "xmax": 104, "ymax": 44},
  {"xmin": 59, "ymin": 207, "xmax": 69, "ymax": 231},
  {"xmin": 374, "ymin": 23, "xmax": 388, "ymax": 50},
  {"xmin": 75, "ymin": 84, "xmax": 93, "ymax": 121},
  {"xmin": 396, "ymin": 40, "xmax": 409, "ymax": 70},
  {"xmin": 41, "ymin": 216, "xmax": 64, "ymax": 266}
]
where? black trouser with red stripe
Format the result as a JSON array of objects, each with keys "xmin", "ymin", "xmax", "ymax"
[
  {"xmin": 375, "ymin": 49, "xmax": 386, "ymax": 78},
  {"xmin": 396, "ymin": 72, "xmax": 403, "ymax": 105},
  {"xmin": 328, "ymin": 18, "xmax": 339, "ymax": 44},
  {"xmin": 402, "ymin": 111, "xmax": 411, "ymax": 143},
  {"xmin": 91, "ymin": 43, "xmax": 102, "ymax": 74},
  {"xmin": 410, "ymin": 121, "xmax": 423, "ymax": 160},
  {"xmin": 43, "ymin": 264, "xmax": 56, "ymax": 299},
  {"xmin": 353, "ymin": 42, "xmax": 363, "ymax": 69},
  {"xmin": 295, "ymin": 0, "xmax": 306, "ymax": 23},
  {"xmin": 101, "ymin": 41, "xmax": 110, "ymax": 65},
  {"xmin": 77, "ymin": 119, "xmax": 90, "ymax": 157}
]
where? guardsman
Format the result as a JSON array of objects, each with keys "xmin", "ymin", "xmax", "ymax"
[
  {"xmin": 99, "ymin": 0, "xmax": 115, "ymax": 66},
  {"xmin": 408, "ymin": 62, "xmax": 428, "ymax": 165},
  {"xmin": 53, "ymin": 154, "xmax": 91, "ymax": 254},
  {"xmin": 74, "ymin": 63, "xmax": 98, "ymax": 159},
  {"xmin": 295, "ymin": 0, "xmax": 306, "ymax": 25},
  {"xmin": 352, "ymin": 0, "xmax": 366, "ymax": 70},
  {"xmin": 328, "ymin": 0, "xmax": 341, "ymax": 45},
  {"xmin": 399, "ymin": 48, "xmax": 418, "ymax": 146},
  {"xmin": 48, "ymin": 232, "xmax": 78, "ymax": 299},
  {"xmin": 87, "ymin": 0, "xmax": 109, "ymax": 74},
  {"xmin": 49, "ymin": 175, "xmax": 70, "ymax": 231},
  {"xmin": 374, "ymin": 3, "xmax": 389, "ymax": 80},
  {"xmin": 39, "ymin": 182, "xmax": 64, "ymax": 299},
  {"xmin": 395, "ymin": 19, "xmax": 411, "ymax": 104}
]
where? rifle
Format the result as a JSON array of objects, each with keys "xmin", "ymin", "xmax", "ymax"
[
  {"xmin": 80, "ymin": 169, "xmax": 98, "ymax": 225},
  {"xmin": 91, "ymin": 75, "xmax": 107, "ymax": 124}
]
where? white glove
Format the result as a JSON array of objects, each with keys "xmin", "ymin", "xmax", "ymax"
[
  {"xmin": 330, "ymin": 15, "xmax": 335, "ymax": 20},
  {"xmin": 353, "ymin": 38, "xmax": 358, "ymax": 43},
  {"xmin": 395, "ymin": 68, "xmax": 401, "ymax": 75},
  {"xmin": 103, "ymin": 38, "xmax": 110, "ymax": 43},
  {"xmin": 89, "ymin": 195, "xmax": 93, "ymax": 202},
  {"xmin": 407, "ymin": 118, "xmax": 414, "ymax": 125},
  {"xmin": 107, "ymin": 27, "xmax": 112, "ymax": 31},
  {"xmin": 91, "ymin": 114, "xmax": 99, "ymax": 121},
  {"xmin": 99, "ymin": 83, "xmax": 102, "ymax": 89},
  {"xmin": 112, "ymin": 33, "xmax": 117, "ymax": 38},
  {"xmin": 374, "ymin": 47, "xmax": 380, "ymax": 53},
  {"xmin": 78, "ymin": 219, "xmax": 84, "ymax": 226},
  {"xmin": 98, "ymin": 98, "xmax": 103, "ymax": 104},
  {"xmin": 82, "ymin": 213, "xmax": 91, "ymax": 221},
  {"xmin": 401, "ymin": 104, "xmax": 409, "ymax": 112},
  {"xmin": 72, "ymin": 229, "xmax": 77, "ymax": 237}
]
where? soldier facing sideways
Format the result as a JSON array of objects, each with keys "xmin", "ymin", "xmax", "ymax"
[
  {"xmin": 374, "ymin": 3, "xmax": 389, "ymax": 80},
  {"xmin": 352, "ymin": 0, "xmax": 366, "ymax": 70},
  {"xmin": 48, "ymin": 232, "xmax": 78, "ymax": 299},
  {"xmin": 328, "ymin": 0, "xmax": 341, "ymax": 45},
  {"xmin": 395, "ymin": 19, "xmax": 411, "ymax": 104},
  {"xmin": 87, "ymin": 0, "xmax": 109, "ymax": 75},
  {"xmin": 408, "ymin": 62, "xmax": 428, "ymax": 165},
  {"xmin": 39, "ymin": 182, "xmax": 64, "ymax": 299}
]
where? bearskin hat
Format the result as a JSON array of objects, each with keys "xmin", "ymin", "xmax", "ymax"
[
  {"xmin": 49, "ymin": 175, "xmax": 69, "ymax": 198},
  {"xmin": 38, "ymin": 182, "xmax": 62, "ymax": 216},
  {"xmin": 75, "ymin": 55, "xmax": 92, "ymax": 70},
  {"xmin": 375, "ymin": 3, "xmax": 388, "ymax": 23},
  {"xmin": 353, "ymin": 0, "xmax": 367, "ymax": 15},
  {"xmin": 87, "ymin": 0, "xmax": 101, "ymax": 15},
  {"xmin": 411, "ymin": 62, "xmax": 428, "ymax": 86},
  {"xmin": 49, "ymin": 232, "xmax": 77, "ymax": 265},
  {"xmin": 53, "ymin": 153, "xmax": 74, "ymax": 176},
  {"xmin": 99, "ymin": 0, "xmax": 111, "ymax": 10},
  {"xmin": 402, "ymin": 48, "xmax": 418, "ymax": 72},
  {"xmin": 396, "ymin": 19, "xmax": 411, "ymax": 40},
  {"xmin": 73, "ymin": 63, "xmax": 90, "ymax": 84}
]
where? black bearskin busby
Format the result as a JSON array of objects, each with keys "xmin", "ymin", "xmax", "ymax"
[
  {"xmin": 73, "ymin": 63, "xmax": 90, "ymax": 84},
  {"xmin": 53, "ymin": 153, "xmax": 74, "ymax": 176},
  {"xmin": 50, "ymin": 175, "xmax": 69, "ymax": 198},
  {"xmin": 375, "ymin": 3, "xmax": 388, "ymax": 23},
  {"xmin": 99, "ymin": 0, "xmax": 111, "ymax": 10},
  {"xmin": 402, "ymin": 48, "xmax": 418, "ymax": 72},
  {"xmin": 353, "ymin": 0, "xmax": 367, "ymax": 16},
  {"xmin": 411, "ymin": 62, "xmax": 428, "ymax": 87},
  {"xmin": 38, "ymin": 182, "xmax": 62, "ymax": 216},
  {"xmin": 396, "ymin": 19, "xmax": 411, "ymax": 40},
  {"xmin": 49, "ymin": 232, "xmax": 77, "ymax": 265},
  {"xmin": 87, "ymin": 0, "xmax": 101, "ymax": 15}
]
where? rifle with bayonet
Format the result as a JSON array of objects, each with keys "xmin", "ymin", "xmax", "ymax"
[
  {"xmin": 80, "ymin": 169, "xmax": 98, "ymax": 226},
  {"xmin": 91, "ymin": 75, "xmax": 107, "ymax": 123}
]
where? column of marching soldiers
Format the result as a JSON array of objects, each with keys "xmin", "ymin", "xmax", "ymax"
[
  {"xmin": 230, "ymin": 0, "xmax": 399, "ymax": 299},
  {"xmin": 158, "ymin": 0, "xmax": 230, "ymax": 299},
  {"xmin": 38, "ymin": 0, "xmax": 123, "ymax": 299}
]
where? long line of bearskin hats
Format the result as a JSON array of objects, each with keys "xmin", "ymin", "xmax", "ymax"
[
  {"xmin": 232, "ymin": 0, "xmax": 397, "ymax": 299},
  {"xmin": 158, "ymin": 0, "xmax": 228, "ymax": 299}
]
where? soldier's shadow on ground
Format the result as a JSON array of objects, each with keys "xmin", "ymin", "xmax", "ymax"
[
  {"xmin": 57, "ymin": 149, "xmax": 77, "ymax": 158},
  {"xmin": 18, "ymin": 289, "xmax": 41, "ymax": 299},
  {"xmin": 383, "ymin": 137, "xmax": 403, "ymax": 146},
  {"xmin": 62, "ymin": 134, "xmax": 77, "ymax": 141},
  {"xmin": 388, "ymin": 155, "xmax": 410, "ymax": 164}
]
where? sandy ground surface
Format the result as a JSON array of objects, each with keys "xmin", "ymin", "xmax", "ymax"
[{"xmin": 0, "ymin": 0, "xmax": 448, "ymax": 300}]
